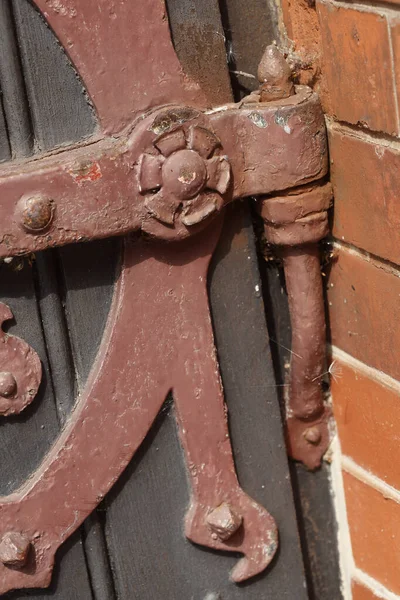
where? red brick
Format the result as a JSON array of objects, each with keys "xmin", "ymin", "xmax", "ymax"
[
  {"xmin": 327, "ymin": 247, "xmax": 400, "ymax": 382},
  {"xmin": 280, "ymin": 0, "xmax": 323, "ymax": 89},
  {"xmin": 391, "ymin": 20, "xmax": 400, "ymax": 111},
  {"xmin": 352, "ymin": 581, "xmax": 382, "ymax": 600},
  {"xmin": 317, "ymin": 2, "xmax": 398, "ymax": 135},
  {"xmin": 329, "ymin": 126, "xmax": 400, "ymax": 265},
  {"xmin": 344, "ymin": 472, "xmax": 400, "ymax": 594},
  {"xmin": 331, "ymin": 359, "xmax": 400, "ymax": 489}
]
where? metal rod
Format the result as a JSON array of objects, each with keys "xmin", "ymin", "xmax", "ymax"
[{"xmin": 280, "ymin": 243, "xmax": 326, "ymax": 420}]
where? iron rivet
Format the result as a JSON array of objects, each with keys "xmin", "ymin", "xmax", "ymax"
[
  {"xmin": 0, "ymin": 532, "xmax": 31, "ymax": 568},
  {"xmin": 206, "ymin": 503, "xmax": 242, "ymax": 541},
  {"xmin": 0, "ymin": 372, "xmax": 16, "ymax": 397},
  {"xmin": 19, "ymin": 195, "xmax": 54, "ymax": 233},
  {"xmin": 304, "ymin": 426, "xmax": 322, "ymax": 445}
]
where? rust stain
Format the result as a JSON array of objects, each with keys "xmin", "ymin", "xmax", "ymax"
[{"xmin": 68, "ymin": 161, "xmax": 102, "ymax": 185}]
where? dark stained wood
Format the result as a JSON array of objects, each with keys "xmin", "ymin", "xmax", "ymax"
[
  {"xmin": 11, "ymin": 0, "xmax": 96, "ymax": 152},
  {"xmin": 219, "ymin": 0, "xmax": 279, "ymax": 97},
  {"xmin": 166, "ymin": 0, "xmax": 233, "ymax": 105},
  {"xmin": 292, "ymin": 463, "xmax": 343, "ymax": 600},
  {"xmin": 59, "ymin": 238, "xmax": 119, "ymax": 386},
  {"xmin": 0, "ymin": 0, "xmax": 32, "ymax": 157},
  {"xmin": 0, "ymin": 95, "xmax": 11, "ymax": 162},
  {"xmin": 35, "ymin": 251, "xmax": 76, "ymax": 424}
]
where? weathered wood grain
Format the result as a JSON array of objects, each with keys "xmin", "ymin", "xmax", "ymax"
[
  {"xmin": 0, "ymin": 0, "xmax": 32, "ymax": 157},
  {"xmin": 11, "ymin": 0, "xmax": 96, "ymax": 152},
  {"xmin": 166, "ymin": 0, "xmax": 233, "ymax": 105},
  {"xmin": 219, "ymin": 0, "xmax": 280, "ymax": 96},
  {"xmin": 0, "ymin": 95, "xmax": 11, "ymax": 162}
]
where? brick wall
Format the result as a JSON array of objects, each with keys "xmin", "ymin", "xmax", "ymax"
[{"xmin": 281, "ymin": 0, "xmax": 400, "ymax": 598}]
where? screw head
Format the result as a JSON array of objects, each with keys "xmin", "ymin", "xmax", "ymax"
[
  {"xmin": 206, "ymin": 503, "xmax": 242, "ymax": 541},
  {"xmin": 304, "ymin": 426, "xmax": 322, "ymax": 445},
  {"xmin": 0, "ymin": 372, "xmax": 16, "ymax": 397},
  {"xmin": 19, "ymin": 195, "xmax": 54, "ymax": 233},
  {"xmin": 0, "ymin": 532, "xmax": 31, "ymax": 568}
]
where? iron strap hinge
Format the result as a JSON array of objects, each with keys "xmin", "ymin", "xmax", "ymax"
[{"xmin": 0, "ymin": 41, "xmax": 331, "ymax": 595}]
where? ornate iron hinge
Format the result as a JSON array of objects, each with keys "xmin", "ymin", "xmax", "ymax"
[{"xmin": 0, "ymin": 2, "xmax": 331, "ymax": 593}]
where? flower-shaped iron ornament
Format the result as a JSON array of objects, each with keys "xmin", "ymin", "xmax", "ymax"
[{"xmin": 138, "ymin": 125, "xmax": 231, "ymax": 237}]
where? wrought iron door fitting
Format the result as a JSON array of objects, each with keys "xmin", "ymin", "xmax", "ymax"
[
  {"xmin": 0, "ymin": 2, "xmax": 331, "ymax": 592},
  {"xmin": 260, "ymin": 182, "xmax": 332, "ymax": 470}
]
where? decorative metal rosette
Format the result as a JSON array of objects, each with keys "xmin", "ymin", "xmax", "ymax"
[{"xmin": 138, "ymin": 125, "xmax": 231, "ymax": 238}]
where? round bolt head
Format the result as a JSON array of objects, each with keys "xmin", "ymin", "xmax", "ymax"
[
  {"xmin": 206, "ymin": 503, "xmax": 242, "ymax": 541},
  {"xmin": 0, "ymin": 532, "xmax": 31, "ymax": 568},
  {"xmin": 304, "ymin": 426, "xmax": 322, "ymax": 445},
  {"xmin": 0, "ymin": 372, "xmax": 17, "ymax": 398},
  {"xmin": 19, "ymin": 195, "xmax": 54, "ymax": 233},
  {"xmin": 162, "ymin": 149, "xmax": 207, "ymax": 200}
]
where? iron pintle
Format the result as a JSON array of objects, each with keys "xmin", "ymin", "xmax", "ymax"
[{"xmin": 258, "ymin": 45, "xmax": 294, "ymax": 102}]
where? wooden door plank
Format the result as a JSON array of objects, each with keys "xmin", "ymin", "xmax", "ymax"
[
  {"xmin": 0, "ymin": 0, "xmax": 32, "ymax": 157},
  {"xmin": 219, "ymin": 0, "xmax": 279, "ymax": 96},
  {"xmin": 59, "ymin": 239, "xmax": 119, "ymax": 388},
  {"xmin": 0, "ymin": 94, "xmax": 11, "ymax": 162},
  {"xmin": 166, "ymin": 0, "xmax": 233, "ymax": 105},
  {"xmin": 11, "ymin": 0, "xmax": 96, "ymax": 152}
]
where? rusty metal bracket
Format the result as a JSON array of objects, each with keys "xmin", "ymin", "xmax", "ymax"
[{"xmin": 0, "ymin": 1, "xmax": 332, "ymax": 593}]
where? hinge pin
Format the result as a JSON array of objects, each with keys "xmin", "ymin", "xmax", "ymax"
[{"xmin": 257, "ymin": 45, "xmax": 294, "ymax": 102}]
